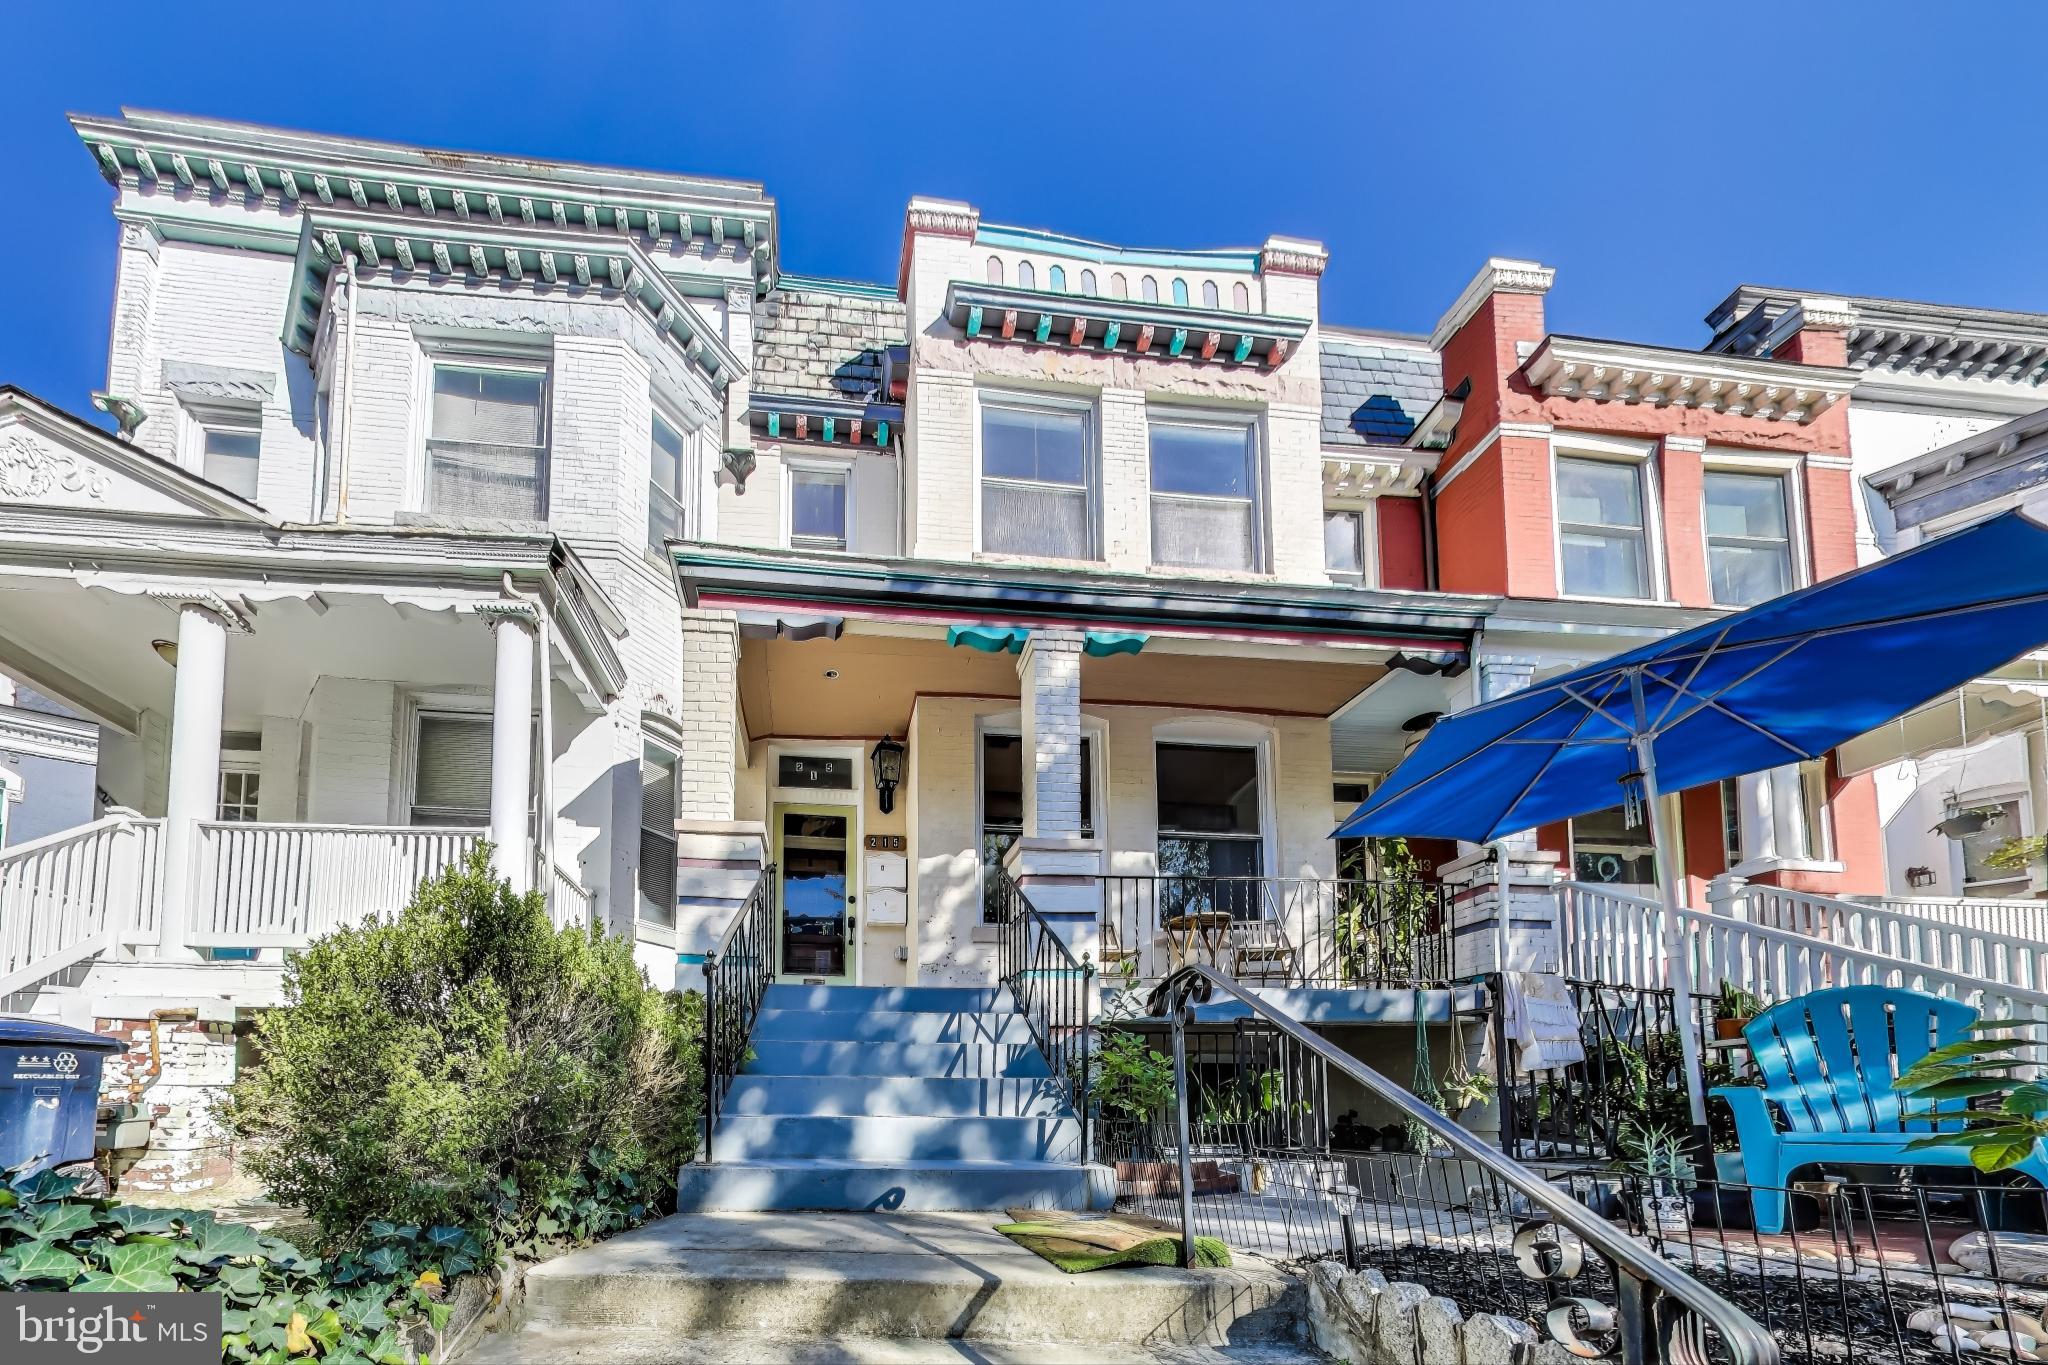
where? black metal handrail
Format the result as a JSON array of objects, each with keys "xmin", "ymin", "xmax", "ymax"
[
  {"xmin": 1144, "ymin": 965, "xmax": 1778, "ymax": 1365},
  {"xmin": 699, "ymin": 865, "xmax": 775, "ymax": 1165},
  {"xmin": 990, "ymin": 866, "xmax": 1094, "ymax": 1164},
  {"xmin": 1099, "ymin": 874, "xmax": 1451, "ymax": 987}
]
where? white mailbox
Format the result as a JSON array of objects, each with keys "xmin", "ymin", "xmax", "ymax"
[
  {"xmin": 864, "ymin": 851, "xmax": 908, "ymax": 890},
  {"xmin": 865, "ymin": 888, "xmax": 908, "ymax": 926}
]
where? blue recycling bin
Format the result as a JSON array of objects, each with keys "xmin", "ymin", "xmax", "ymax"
[{"xmin": 0, "ymin": 1019, "xmax": 122, "ymax": 1179}]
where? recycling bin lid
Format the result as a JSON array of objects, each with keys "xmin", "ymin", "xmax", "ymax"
[{"xmin": 0, "ymin": 1017, "xmax": 122, "ymax": 1053}]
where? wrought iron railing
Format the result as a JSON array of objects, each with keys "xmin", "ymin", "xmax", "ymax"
[
  {"xmin": 699, "ymin": 866, "xmax": 775, "ymax": 1165},
  {"xmin": 989, "ymin": 866, "xmax": 1094, "ymax": 1165},
  {"xmin": 1116, "ymin": 966, "xmax": 1776, "ymax": 1365},
  {"xmin": 1098, "ymin": 874, "xmax": 1451, "ymax": 987}
]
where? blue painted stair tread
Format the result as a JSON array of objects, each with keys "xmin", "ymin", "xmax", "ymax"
[{"xmin": 678, "ymin": 982, "xmax": 1110, "ymax": 1213}]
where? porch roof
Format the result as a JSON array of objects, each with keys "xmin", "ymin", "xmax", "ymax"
[{"xmin": 670, "ymin": 543, "xmax": 1495, "ymax": 665}]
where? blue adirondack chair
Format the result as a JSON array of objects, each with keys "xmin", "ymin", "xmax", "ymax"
[{"xmin": 1712, "ymin": 984, "xmax": 2048, "ymax": 1234}]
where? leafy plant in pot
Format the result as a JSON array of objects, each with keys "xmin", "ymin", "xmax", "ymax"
[
  {"xmin": 1619, "ymin": 1121, "xmax": 1694, "ymax": 1236},
  {"xmin": 1079, "ymin": 1030, "xmax": 1178, "ymax": 1155},
  {"xmin": 1715, "ymin": 982, "xmax": 1765, "ymax": 1042}
]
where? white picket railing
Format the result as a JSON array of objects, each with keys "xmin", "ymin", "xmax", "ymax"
[
  {"xmin": 1557, "ymin": 880, "xmax": 2048, "ymax": 1026},
  {"xmin": 1746, "ymin": 884, "xmax": 2048, "ymax": 995},
  {"xmin": 550, "ymin": 862, "xmax": 594, "ymax": 931},
  {"xmin": 1874, "ymin": 895, "xmax": 2048, "ymax": 944},
  {"xmin": 0, "ymin": 816, "xmax": 162, "ymax": 996},
  {"xmin": 192, "ymin": 823, "xmax": 481, "ymax": 946}
]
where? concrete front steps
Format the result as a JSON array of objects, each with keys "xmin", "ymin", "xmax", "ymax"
[
  {"xmin": 677, "ymin": 983, "xmax": 1110, "ymax": 1213},
  {"xmin": 462, "ymin": 1211, "xmax": 1314, "ymax": 1362}
]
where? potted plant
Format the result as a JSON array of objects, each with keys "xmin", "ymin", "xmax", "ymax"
[
  {"xmin": 1933, "ymin": 798, "xmax": 2004, "ymax": 840},
  {"xmin": 1714, "ymin": 982, "xmax": 1764, "ymax": 1041},
  {"xmin": 1619, "ymin": 1121, "xmax": 1693, "ymax": 1236}
]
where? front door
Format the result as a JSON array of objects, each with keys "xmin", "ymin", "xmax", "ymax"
[{"xmin": 773, "ymin": 804, "xmax": 857, "ymax": 984}]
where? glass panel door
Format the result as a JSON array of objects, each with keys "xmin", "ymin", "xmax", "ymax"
[{"xmin": 775, "ymin": 805, "xmax": 855, "ymax": 983}]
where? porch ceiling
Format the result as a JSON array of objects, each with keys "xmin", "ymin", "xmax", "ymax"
[
  {"xmin": 0, "ymin": 579, "xmax": 505, "ymax": 734},
  {"xmin": 737, "ymin": 628, "xmax": 1386, "ymax": 740}
]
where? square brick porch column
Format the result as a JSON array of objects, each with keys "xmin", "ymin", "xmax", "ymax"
[
  {"xmin": 673, "ymin": 610, "xmax": 766, "ymax": 993},
  {"xmin": 1003, "ymin": 629, "xmax": 1101, "ymax": 965}
]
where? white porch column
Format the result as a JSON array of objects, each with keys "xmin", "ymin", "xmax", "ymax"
[
  {"xmin": 158, "ymin": 600, "xmax": 231, "ymax": 959},
  {"xmin": 1005, "ymin": 629, "xmax": 1101, "ymax": 965},
  {"xmin": 486, "ymin": 608, "xmax": 536, "ymax": 893}
]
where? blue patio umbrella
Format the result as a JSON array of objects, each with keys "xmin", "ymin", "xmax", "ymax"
[{"xmin": 1335, "ymin": 508, "xmax": 2048, "ymax": 1130}]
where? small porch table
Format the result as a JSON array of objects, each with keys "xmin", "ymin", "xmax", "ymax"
[{"xmin": 1162, "ymin": 910, "xmax": 1236, "ymax": 973}]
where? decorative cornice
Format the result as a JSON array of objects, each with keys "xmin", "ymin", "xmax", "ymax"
[
  {"xmin": 905, "ymin": 197, "xmax": 980, "ymax": 239},
  {"xmin": 0, "ymin": 433, "xmax": 112, "ymax": 502},
  {"xmin": 284, "ymin": 209, "xmax": 744, "ymax": 389},
  {"xmin": 1522, "ymin": 335, "xmax": 1855, "ymax": 424},
  {"xmin": 1794, "ymin": 296, "xmax": 1858, "ymax": 331},
  {"xmin": 1430, "ymin": 258, "xmax": 1556, "ymax": 351},
  {"xmin": 1322, "ymin": 450, "xmax": 1437, "ymax": 499},
  {"xmin": 1662, "ymin": 435, "xmax": 1708, "ymax": 453},
  {"xmin": 75, "ymin": 111, "xmax": 776, "ymax": 290},
  {"xmin": 941, "ymin": 281, "xmax": 1309, "ymax": 369},
  {"xmin": 143, "ymin": 588, "xmax": 255, "ymax": 632},
  {"xmin": 1710, "ymin": 284, "xmax": 2048, "ymax": 388},
  {"xmin": 0, "ymin": 703, "xmax": 99, "ymax": 765},
  {"xmin": 474, "ymin": 601, "xmax": 540, "ymax": 629},
  {"xmin": 1259, "ymin": 238, "xmax": 1329, "ymax": 278}
]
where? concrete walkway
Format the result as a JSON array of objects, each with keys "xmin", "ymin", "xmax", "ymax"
[{"xmin": 463, "ymin": 1211, "xmax": 1317, "ymax": 1362}]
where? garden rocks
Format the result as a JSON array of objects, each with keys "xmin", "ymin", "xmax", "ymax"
[
  {"xmin": 1951, "ymin": 1230, "xmax": 2048, "ymax": 1285},
  {"xmin": 1302, "ymin": 1260, "xmax": 1538, "ymax": 1365},
  {"xmin": 1907, "ymin": 1303, "xmax": 2048, "ymax": 1359}
]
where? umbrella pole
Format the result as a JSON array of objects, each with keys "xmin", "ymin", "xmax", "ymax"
[{"xmin": 1633, "ymin": 734, "xmax": 1713, "ymax": 1155}]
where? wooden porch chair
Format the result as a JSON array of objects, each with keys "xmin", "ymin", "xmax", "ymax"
[
  {"xmin": 1227, "ymin": 919, "xmax": 1298, "ymax": 983},
  {"xmin": 1097, "ymin": 918, "xmax": 1139, "ymax": 973}
]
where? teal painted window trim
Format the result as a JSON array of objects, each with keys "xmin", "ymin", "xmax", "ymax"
[
  {"xmin": 1082, "ymin": 630, "xmax": 1148, "ymax": 658},
  {"xmin": 947, "ymin": 624, "xmax": 1030, "ymax": 654}
]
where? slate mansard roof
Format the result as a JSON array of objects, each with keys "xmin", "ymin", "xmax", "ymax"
[
  {"xmin": 752, "ymin": 275, "xmax": 907, "ymax": 406},
  {"xmin": 1319, "ymin": 331, "xmax": 1441, "ymax": 449}
]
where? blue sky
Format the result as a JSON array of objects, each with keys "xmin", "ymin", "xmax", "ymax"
[{"xmin": 6, "ymin": 3, "xmax": 2044, "ymax": 423}]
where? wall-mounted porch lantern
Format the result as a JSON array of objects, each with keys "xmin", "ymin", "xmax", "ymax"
[{"xmin": 871, "ymin": 736, "xmax": 906, "ymax": 814}]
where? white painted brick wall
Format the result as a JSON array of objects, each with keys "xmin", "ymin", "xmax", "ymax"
[
  {"xmin": 1018, "ymin": 632, "xmax": 1084, "ymax": 838},
  {"xmin": 303, "ymin": 678, "xmax": 398, "ymax": 824}
]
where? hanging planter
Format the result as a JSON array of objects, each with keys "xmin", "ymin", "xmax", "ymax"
[{"xmin": 1933, "ymin": 806, "xmax": 2003, "ymax": 839}]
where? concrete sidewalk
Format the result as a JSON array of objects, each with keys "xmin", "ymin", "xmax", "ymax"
[{"xmin": 464, "ymin": 1210, "xmax": 1314, "ymax": 1361}]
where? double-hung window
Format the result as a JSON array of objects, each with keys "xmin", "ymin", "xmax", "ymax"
[
  {"xmin": 427, "ymin": 363, "xmax": 549, "ymax": 520},
  {"xmin": 648, "ymin": 412, "xmax": 691, "ymax": 550},
  {"xmin": 1704, "ymin": 470, "xmax": 1794, "ymax": 606},
  {"xmin": 1556, "ymin": 456, "xmax": 1650, "ymax": 598},
  {"xmin": 790, "ymin": 464, "xmax": 850, "ymax": 551},
  {"xmin": 1150, "ymin": 416, "xmax": 1261, "ymax": 572},
  {"xmin": 979, "ymin": 399, "xmax": 1093, "ymax": 559},
  {"xmin": 409, "ymin": 712, "xmax": 494, "ymax": 827},
  {"xmin": 201, "ymin": 422, "xmax": 262, "ymax": 503}
]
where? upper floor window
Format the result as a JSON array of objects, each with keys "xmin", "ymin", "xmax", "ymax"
[
  {"xmin": 1048, "ymin": 265, "xmax": 1066, "ymax": 292},
  {"xmin": 201, "ymin": 422, "xmax": 261, "ymax": 503},
  {"xmin": 427, "ymin": 364, "xmax": 549, "ymax": 520},
  {"xmin": 790, "ymin": 463, "xmax": 849, "ymax": 551},
  {"xmin": 979, "ymin": 398, "xmax": 1093, "ymax": 560},
  {"xmin": 1141, "ymin": 275, "xmax": 1159, "ymax": 303},
  {"xmin": 986, "ymin": 256, "xmax": 1004, "ymax": 285},
  {"xmin": 1704, "ymin": 470, "xmax": 1794, "ymax": 607},
  {"xmin": 1080, "ymin": 269, "xmax": 1097, "ymax": 296},
  {"xmin": 1202, "ymin": 281, "xmax": 1220, "ymax": 308},
  {"xmin": 648, "ymin": 411, "xmax": 691, "ymax": 551},
  {"xmin": 1171, "ymin": 278, "xmax": 1189, "ymax": 306},
  {"xmin": 1324, "ymin": 508, "xmax": 1365, "ymax": 578},
  {"xmin": 1556, "ymin": 456, "xmax": 1649, "ymax": 599},
  {"xmin": 1017, "ymin": 261, "xmax": 1036, "ymax": 289},
  {"xmin": 1232, "ymin": 281, "xmax": 1250, "ymax": 311},
  {"xmin": 1111, "ymin": 273, "xmax": 1128, "ymax": 299},
  {"xmin": 1149, "ymin": 416, "xmax": 1261, "ymax": 572}
]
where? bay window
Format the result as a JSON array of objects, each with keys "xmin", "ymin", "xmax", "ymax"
[
  {"xmin": 648, "ymin": 411, "xmax": 690, "ymax": 550},
  {"xmin": 1150, "ymin": 416, "xmax": 1261, "ymax": 572},
  {"xmin": 1704, "ymin": 470, "xmax": 1795, "ymax": 606},
  {"xmin": 979, "ymin": 399, "xmax": 1093, "ymax": 559},
  {"xmin": 427, "ymin": 363, "xmax": 549, "ymax": 520},
  {"xmin": 1557, "ymin": 456, "xmax": 1650, "ymax": 598}
]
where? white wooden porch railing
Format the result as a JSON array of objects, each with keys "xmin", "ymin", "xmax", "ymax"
[
  {"xmin": 0, "ymin": 816, "xmax": 162, "ymax": 997},
  {"xmin": 549, "ymin": 862, "xmax": 593, "ymax": 930},
  {"xmin": 1557, "ymin": 880, "xmax": 2048, "ymax": 1026},
  {"xmin": 1873, "ymin": 894, "xmax": 2048, "ymax": 943},
  {"xmin": 192, "ymin": 823, "xmax": 480, "ymax": 946},
  {"xmin": 1744, "ymin": 884, "xmax": 2048, "ymax": 995}
]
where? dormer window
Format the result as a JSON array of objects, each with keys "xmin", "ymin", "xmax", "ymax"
[{"xmin": 200, "ymin": 422, "xmax": 261, "ymax": 503}]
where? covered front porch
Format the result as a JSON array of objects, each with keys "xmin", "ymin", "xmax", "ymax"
[
  {"xmin": 0, "ymin": 515, "xmax": 626, "ymax": 1008},
  {"xmin": 671, "ymin": 543, "xmax": 1496, "ymax": 1009}
]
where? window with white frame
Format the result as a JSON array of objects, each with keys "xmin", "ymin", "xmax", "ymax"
[
  {"xmin": 409, "ymin": 712, "xmax": 494, "ymax": 827},
  {"xmin": 979, "ymin": 398, "xmax": 1094, "ymax": 559},
  {"xmin": 216, "ymin": 767, "xmax": 260, "ymax": 822},
  {"xmin": 639, "ymin": 737, "xmax": 679, "ymax": 926},
  {"xmin": 1156, "ymin": 742, "xmax": 1263, "ymax": 876},
  {"xmin": 1704, "ymin": 469, "xmax": 1795, "ymax": 607},
  {"xmin": 980, "ymin": 728, "xmax": 1097, "ymax": 922},
  {"xmin": 1556, "ymin": 456, "xmax": 1650, "ymax": 598},
  {"xmin": 200, "ymin": 420, "xmax": 262, "ymax": 503},
  {"xmin": 426, "ymin": 363, "xmax": 550, "ymax": 520},
  {"xmin": 790, "ymin": 463, "xmax": 850, "ymax": 551},
  {"xmin": 648, "ymin": 411, "xmax": 691, "ymax": 550},
  {"xmin": 1149, "ymin": 415, "xmax": 1261, "ymax": 572},
  {"xmin": 1324, "ymin": 508, "xmax": 1365, "ymax": 578}
]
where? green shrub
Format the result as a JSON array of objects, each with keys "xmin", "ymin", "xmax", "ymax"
[{"xmin": 225, "ymin": 847, "xmax": 701, "ymax": 1245}]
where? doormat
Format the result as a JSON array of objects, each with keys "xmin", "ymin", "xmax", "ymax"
[{"xmin": 995, "ymin": 1208, "xmax": 1231, "ymax": 1273}]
